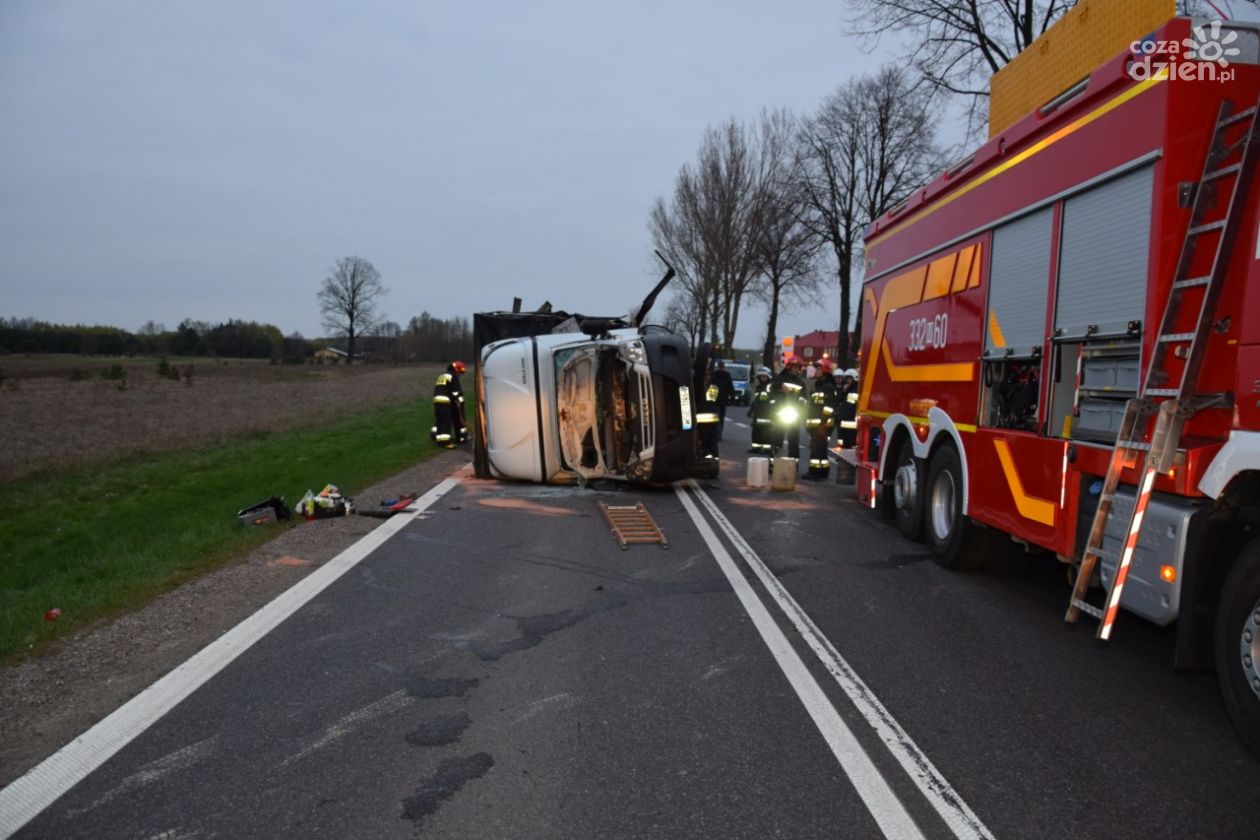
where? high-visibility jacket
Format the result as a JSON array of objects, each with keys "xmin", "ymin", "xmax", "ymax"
[
  {"xmin": 769, "ymin": 370, "xmax": 806, "ymax": 423},
  {"xmin": 837, "ymin": 385, "xmax": 859, "ymax": 430},
  {"xmin": 806, "ymin": 377, "xmax": 838, "ymax": 429}
]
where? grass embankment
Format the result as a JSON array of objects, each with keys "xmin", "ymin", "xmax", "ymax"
[{"xmin": 0, "ymin": 398, "xmax": 439, "ymax": 664}]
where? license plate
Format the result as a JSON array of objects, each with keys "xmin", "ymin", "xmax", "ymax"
[{"xmin": 679, "ymin": 386, "xmax": 693, "ymax": 430}]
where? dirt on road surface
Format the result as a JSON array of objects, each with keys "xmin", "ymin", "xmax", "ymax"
[{"xmin": 0, "ymin": 448, "xmax": 473, "ymax": 789}]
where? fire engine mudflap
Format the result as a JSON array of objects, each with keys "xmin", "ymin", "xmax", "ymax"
[{"xmin": 850, "ymin": 4, "xmax": 1260, "ymax": 757}]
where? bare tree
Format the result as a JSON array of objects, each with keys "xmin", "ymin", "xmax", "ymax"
[
  {"xmin": 793, "ymin": 83, "xmax": 864, "ymax": 367},
  {"xmin": 752, "ymin": 111, "xmax": 823, "ymax": 368},
  {"xmin": 650, "ymin": 118, "xmax": 767, "ymax": 352},
  {"xmin": 649, "ymin": 195, "xmax": 713, "ymax": 350},
  {"xmin": 851, "ymin": 67, "xmax": 946, "ymax": 353},
  {"xmin": 660, "ymin": 293, "xmax": 705, "ymax": 356},
  {"xmin": 794, "ymin": 69, "xmax": 942, "ymax": 365},
  {"xmin": 847, "ymin": 0, "xmax": 1076, "ymax": 137},
  {"xmin": 318, "ymin": 256, "xmax": 386, "ymax": 364}
]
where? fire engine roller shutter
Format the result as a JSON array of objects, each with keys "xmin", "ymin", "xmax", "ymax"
[
  {"xmin": 1055, "ymin": 165, "xmax": 1153, "ymax": 340},
  {"xmin": 985, "ymin": 206, "xmax": 1054, "ymax": 359}
]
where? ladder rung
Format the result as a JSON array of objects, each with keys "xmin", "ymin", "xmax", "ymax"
[
  {"xmin": 1072, "ymin": 600, "xmax": 1105, "ymax": 621},
  {"xmin": 1144, "ymin": 388, "xmax": 1178, "ymax": 397},
  {"xmin": 1220, "ymin": 106, "xmax": 1257, "ymax": 128},
  {"xmin": 1172, "ymin": 276, "xmax": 1211, "ymax": 290},
  {"xmin": 1119, "ymin": 441, "xmax": 1152, "ymax": 452},
  {"xmin": 1204, "ymin": 163, "xmax": 1243, "ymax": 181},
  {"xmin": 1188, "ymin": 220, "xmax": 1227, "ymax": 236},
  {"xmin": 1158, "ymin": 332, "xmax": 1195, "ymax": 343}
]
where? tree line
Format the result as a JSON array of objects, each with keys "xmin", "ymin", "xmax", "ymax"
[{"xmin": 0, "ymin": 313, "xmax": 471, "ymax": 363}]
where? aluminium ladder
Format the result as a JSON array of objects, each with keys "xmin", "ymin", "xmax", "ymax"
[{"xmin": 1066, "ymin": 97, "xmax": 1260, "ymax": 640}]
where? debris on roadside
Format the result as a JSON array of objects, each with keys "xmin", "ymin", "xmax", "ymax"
[
  {"xmin": 357, "ymin": 493, "xmax": 419, "ymax": 519},
  {"xmin": 237, "ymin": 496, "xmax": 292, "ymax": 526},
  {"xmin": 297, "ymin": 484, "xmax": 355, "ymax": 520}
]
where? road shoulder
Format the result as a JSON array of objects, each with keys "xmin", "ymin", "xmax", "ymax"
[{"xmin": 0, "ymin": 448, "xmax": 472, "ymax": 788}]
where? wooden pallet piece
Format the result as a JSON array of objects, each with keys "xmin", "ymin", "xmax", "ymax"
[{"xmin": 598, "ymin": 501, "xmax": 669, "ymax": 549}]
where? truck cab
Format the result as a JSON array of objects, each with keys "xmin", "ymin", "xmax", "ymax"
[{"xmin": 476, "ymin": 316, "xmax": 705, "ymax": 484}]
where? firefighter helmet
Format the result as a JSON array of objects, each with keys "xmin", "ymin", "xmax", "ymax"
[
  {"xmin": 755, "ymin": 365, "xmax": 771, "ymax": 379},
  {"xmin": 816, "ymin": 358, "xmax": 835, "ymax": 376},
  {"xmin": 785, "ymin": 354, "xmax": 804, "ymax": 368},
  {"xmin": 450, "ymin": 360, "xmax": 467, "ymax": 375},
  {"xmin": 843, "ymin": 368, "xmax": 858, "ymax": 379}
]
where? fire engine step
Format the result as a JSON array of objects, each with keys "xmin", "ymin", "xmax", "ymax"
[{"xmin": 598, "ymin": 501, "xmax": 669, "ymax": 550}]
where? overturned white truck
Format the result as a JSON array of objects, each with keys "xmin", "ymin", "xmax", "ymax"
[{"xmin": 473, "ymin": 268, "xmax": 717, "ymax": 484}]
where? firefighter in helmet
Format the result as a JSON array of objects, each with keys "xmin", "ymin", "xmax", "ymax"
[
  {"xmin": 769, "ymin": 354, "xmax": 807, "ymax": 459},
  {"xmin": 804, "ymin": 358, "xmax": 838, "ymax": 479},
  {"xmin": 431, "ymin": 360, "xmax": 468, "ymax": 449},
  {"xmin": 746, "ymin": 365, "xmax": 774, "ymax": 455},
  {"xmin": 835, "ymin": 367, "xmax": 860, "ymax": 449}
]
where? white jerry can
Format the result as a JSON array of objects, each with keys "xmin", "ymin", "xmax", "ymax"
[
  {"xmin": 771, "ymin": 457, "xmax": 798, "ymax": 491},
  {"xmin": 746, "ymin": 457, "xmax": 770, "ymax": 488}
]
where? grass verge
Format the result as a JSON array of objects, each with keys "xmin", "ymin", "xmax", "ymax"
[{"xmin": 0, "ymin": 398, "xmax": 439, "ymax": 664}]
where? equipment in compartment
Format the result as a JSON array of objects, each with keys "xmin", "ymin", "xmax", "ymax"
[{"xmin": 982, "ymin": 358, "xmax": 1039, "ymax": 431}]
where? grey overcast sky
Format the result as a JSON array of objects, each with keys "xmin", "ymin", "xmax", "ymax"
[{"xmin": 0, "ymin": 0, "xmax": 911, "ymax": 348}]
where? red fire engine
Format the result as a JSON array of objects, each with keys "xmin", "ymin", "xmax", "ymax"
[{"xmin": 854, "ymin": 11, "xmax": 1260, "ymax": 753}]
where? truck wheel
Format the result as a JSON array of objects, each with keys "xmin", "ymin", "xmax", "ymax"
[
  {"xmin": 925, "ymin": 445, "xmax": 973, "ymax": 568},
  {"xmin": 892, "ymin": 442, "xmax": 925, "ymax": 542},
  {"xmin": 1216, "ymin": 538, "xmax": 1260, "ymax": 758}
]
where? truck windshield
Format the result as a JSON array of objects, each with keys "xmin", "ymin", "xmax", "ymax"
[
  {"xmin": 555, "ymin": 347, "xmax": 642, "ymax": 478},
  {"xmin": 726, "ymin": 363, "xmax": 750, "ymax": 381}
]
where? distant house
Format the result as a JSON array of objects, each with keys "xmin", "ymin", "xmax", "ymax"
[
  {"xmin": 794, "ymin": 330, "xmax": 839, "ymax": 362},
  {"xmin": 313, "ymin": 347, "xmax": 350, "ymax": 362}
]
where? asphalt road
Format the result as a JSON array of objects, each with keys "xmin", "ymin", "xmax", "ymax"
[{"xmin": 5, "ymin": 417, "xmax": 1260, "ymax": 839}]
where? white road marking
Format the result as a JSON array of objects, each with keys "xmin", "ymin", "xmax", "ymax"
[
  {"xmin": 687, "ymin": 481, "xmax": 996, "ymax": 840},
  {"xmin": 0, "ymin": 466, "xmax": 470, "ymax": 840},
  {"xmin": 675, "ymin": 486, "xmax": 926, "ymax": 840},
  {"xmin": 280, "ymin": 690, "xmax": 412, "ymax": 767},
  {"xmin": 732, "ymin": 421, "xmax": 750, "ymax": 428}
]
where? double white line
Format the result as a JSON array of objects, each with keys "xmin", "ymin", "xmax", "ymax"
[{"xmin": 675, "ymin": 481, "xmax": 994, "ymax": 840}]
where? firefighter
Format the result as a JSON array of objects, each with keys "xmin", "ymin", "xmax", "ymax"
[
  {"xmin": 804, "ymin": 359, "xmax": 838, "ymax": 479},
  {"xmin": 835, "ymin": 367, "xmax": 859, "ymax": 449},
  {"xmin": 702, "ymin": 360, "xmax": 730, "ymax": 440},
  {"xmin": 746, "ymin": 366, "xmax": 774, "ymax": 455},
  {"xmin": 696, "ymin": 372, "xmax": 722, "ymax": 468},
  {"xmin": 430, "ymin": 360, "xmax": 468, "ymax": 448},
  {"xmin": 769, "ymin": 355, "xmax": 807, "ymax": 459}
]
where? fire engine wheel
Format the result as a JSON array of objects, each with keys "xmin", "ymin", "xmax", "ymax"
[
  {"xmin": 924, "ymin": 445, "xmax": 973, "ymax": 569},
  {"xmin": 892, "ymin": 443, "xmax": 925, "ymax": 542},
  {"xmin": 1215, "ymin": 537, "xmax": 1260, "ymax": 758}
]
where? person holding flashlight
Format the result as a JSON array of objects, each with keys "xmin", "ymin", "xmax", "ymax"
[{"xmin": 769, "ymin": 354, "xmax": 806, "ymax": 460}]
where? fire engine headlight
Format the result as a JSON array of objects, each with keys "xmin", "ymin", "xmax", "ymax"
[
  {"xmin": 776, "ymin": 406, "xmax": 799, "ymax": 424},
  {"xmin": 623, "ymin": 341, "xmax": 647, "ymax": 366}
]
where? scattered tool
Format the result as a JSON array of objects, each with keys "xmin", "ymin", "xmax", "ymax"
[
  {"xmin": 598, "ymin": 501, "xmax": 668, "ymax": 550},
  {"xmin": 358, "ymin": 493, "xmax": 420, "ymax": 519},
  {"xmin": 237, "ymin": 496, "xmax": 291, "ymax": 526},
  {"xmin": 297, "ymin": 484, "xmax": 354, "ymax": 520}
]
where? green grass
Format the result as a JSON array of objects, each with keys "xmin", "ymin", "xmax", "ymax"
[{"xmin": 0, "ymin": 398, "xmax": 442, "ymax": 663}]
